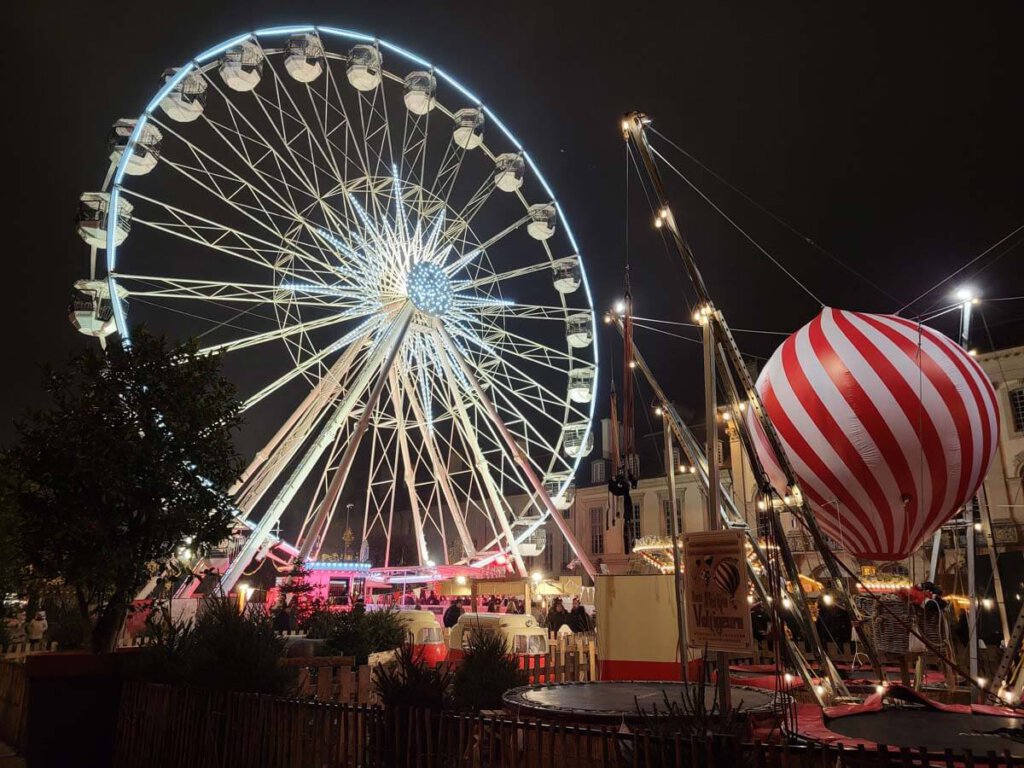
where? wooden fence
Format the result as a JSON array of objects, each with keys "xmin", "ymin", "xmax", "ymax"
[
  {"xmin": 0, "ymin": 662, "xmax": 27, "ymax": 753},
  {"xmin": 282, "ymin": 652, "xmax": 394, "ymax": 706},
  {"xmin": 114, "ymin": 680, "xmax": 1024, "ymax": 768}
]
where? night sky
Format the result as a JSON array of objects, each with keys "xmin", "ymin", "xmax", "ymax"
[{"xmin": 8, "ymin": 0, "xmax": 1024, "ymax": 455}]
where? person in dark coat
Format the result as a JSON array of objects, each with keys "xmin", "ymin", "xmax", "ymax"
[
  {"xmin": 546, "ymin": 599, "xmax": 569, "ymax": 633},
  {"xmin": 568, "ymin": 598, "xmax": 591, "ymax": 633},
  {"xmin": 443, "ymin": 599, "xmax": 464, "ymax": 629}
]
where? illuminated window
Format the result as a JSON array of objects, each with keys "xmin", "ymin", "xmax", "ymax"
[{"xmin": 591, "ymin": 459, "xmax": 607, "ymax": 484}]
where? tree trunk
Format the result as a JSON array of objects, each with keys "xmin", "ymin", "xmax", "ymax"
[{"xmin": 91, "ymin": 591, "xmax": 129, "ymax": 653}]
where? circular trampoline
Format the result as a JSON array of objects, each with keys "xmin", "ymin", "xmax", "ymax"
[
  {"xmin": 503, "ymin": 681, "xmax": 786, "ymax": 725},
  {"xmin": 794, "ymin": 685, "xmax": 1024, "ymax": 756}
]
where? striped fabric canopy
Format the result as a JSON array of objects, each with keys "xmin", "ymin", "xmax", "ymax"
[{"xmin": 747, "ymin": 308, "xmax": 999, "ymax": 560}]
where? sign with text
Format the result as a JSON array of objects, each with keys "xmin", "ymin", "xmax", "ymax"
[{"xmin": 683, "ymin": 530, "xmax": 753, "ymax": 653}]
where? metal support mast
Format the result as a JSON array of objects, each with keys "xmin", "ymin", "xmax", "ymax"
[{"xmin": 622, "ymin": 111, "xmax": 880, "ymax": 687}]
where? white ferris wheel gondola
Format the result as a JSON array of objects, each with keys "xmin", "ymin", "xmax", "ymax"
[
  {"xmin": 493, "ymin": 153, "xmax": 525, "ymax": 192},
  {"xmin": 108, "ymin": 119, "xmax": 162, "ymax": 176},
  {"xmin": 284, "ymin": 34, "xmax": 324, "ymax": 83},
  {"xmin": 158, "ymin": 68, "xmax": 207, "ymax": 122},
  {"xmin": 75, "ymin": 25, "xmax": 600, "ymax": 586},
  {"xmin": 552, "ymin": 256, "xmax": 581, "ymax": 294},
  {"xmin": 219, "ymin": 40, "xmax": 265, "ymax": 91},
  {"xmin": 403, "ymin": 71, "xmax": 436, "ymax": 114}
]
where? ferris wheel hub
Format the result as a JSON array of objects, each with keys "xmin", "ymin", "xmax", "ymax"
[{"xmin": 406, "ymin": 261, "xmax": 454, "ymax": 317}]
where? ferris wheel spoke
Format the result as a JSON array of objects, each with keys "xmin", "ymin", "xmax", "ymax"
[
  {"xmin": 124, "ymin": 191, "xmax": 347, "ymax": 284},
  {"xmin": 441, "ymin": 213, "xmax": 531, "ymax": 277},
  {"xmin": 198, "ymin": 312, "xmax": 361, "ymax": 356},
  {"xmin": 399, "ymin": 98, "xmax": 430, "ymax": 190},
  {"xmin": 114, "ymin": 274, "xmax": 358, "ymax": 311},
  {"xmin": 431, "ymin": 329, "xmax": 528, "ymax": 574},
  {"xmin": 396, "ymin": 365, "xmax": 477, "ymax": 559},
  {"xmin": 199, "ymin": 73, "xmax": 326, "ymax": 210},
  {"xmin": 457, "ymin": 255, "xmax": 575, "ymax": 292},
  {"xmin": 387, "ymin": 371, "xmax": 431, "ymax": 566},
  {"xmin": 241, "ymin": 313, "xmax": 388, "ymax": 411},
  {"xmin": 151, "ymin": 115, "xmax": 309, "ymax": 233}
]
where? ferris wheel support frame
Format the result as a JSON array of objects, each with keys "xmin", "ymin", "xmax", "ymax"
[
  {"xmin": 388, "ymin": 367, "xmax": 432, "ymax": 566},
  {"xmin": 218, "ymin": 305, "xmax": 412, "ymax": 592},
  {"xmin": 432, "ymin": 331, "xmax": 529, "ymax": 577},
  {"xmin": 436, "ymin": 324, "xmax": 598, "ymax": 580},
  {"xmin": 397, "ymin": 365, "xmax": 478, "ymax": 560},
  {"xmin": 296, "ymin": 303, "xmax": 416, "ymax": 562}
]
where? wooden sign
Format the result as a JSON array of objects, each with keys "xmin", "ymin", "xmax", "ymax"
[{"xmin": 682, "ymin": 530, "xmax": 754, "ymax": 653}]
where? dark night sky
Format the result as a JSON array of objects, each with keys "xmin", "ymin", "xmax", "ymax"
[{"xmin": 7, "ymin": 0, "xmax": 1024, "ymax": 450}]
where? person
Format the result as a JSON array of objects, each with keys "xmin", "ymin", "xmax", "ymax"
[
  {"xmin": 26, "ymin": 612, "xmax": 47, "ymax": 650},
  {"xmin": 443, "ymin": 598, "xmax": 464, "ymax": 629},
  {"xmin": 427, "ymin": 590, "xmax": 440, "ymax": 606},
  {"xmin": 487, "ymin": 595, "xmax": 499, "ymax": 613},
  {"xmin": 546, "ymin": 599, "xmax": 569, "ymax": 634},
  {"xmin": 273, "ymin": 605, "xmax": 293, "ymax": 633},
  {"xmin": 568, "ymin": 598, "xmax": 591, "ymax": 633}
]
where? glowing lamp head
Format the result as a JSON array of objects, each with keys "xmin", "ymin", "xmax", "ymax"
[
  {"xmin": 456, "ymin": 575, "xmax": 467, "ymax": 586},
  {"xmin": 407, "ymin": 261, "xmax": 454, "ymax": 316},
  {"xmin": 531, "ymin": 571, "xmax": 542, "ymax": 583}
]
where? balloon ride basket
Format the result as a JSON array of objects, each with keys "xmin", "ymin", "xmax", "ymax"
[{"xmin": 502, "ymin": 680, "xmax": 788, "ymax": 729}]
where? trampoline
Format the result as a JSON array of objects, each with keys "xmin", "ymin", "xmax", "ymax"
[
  {"xmin": 503, "ymin": 681, "xmax": 786, "ymax": 725},
  {"xmin": 794, "ymin": 685, "xmax": 1024, "ymax": 756}
]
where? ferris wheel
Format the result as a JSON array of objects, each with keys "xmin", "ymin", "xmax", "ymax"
[{"xmin": 70, "ymin": 25, "xmax": 599, "ymax": 587}]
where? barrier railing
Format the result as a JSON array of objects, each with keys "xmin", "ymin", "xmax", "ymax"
[{"xmin": 114, "ymin": 680, "xmax": 1022, "ymax": 768}]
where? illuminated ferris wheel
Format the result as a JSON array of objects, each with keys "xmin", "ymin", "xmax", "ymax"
[{"xmin": 70, "ymin": 25, "xmax": 599, "ymax": 588}]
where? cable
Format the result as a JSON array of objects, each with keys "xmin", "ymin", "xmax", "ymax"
[
  {"xmin": 650, "ymin": 127, "xmax": 904, "ymax": 306},
  {"xmin": 896, "ymin": 223, "xmax": 1024, "ymax": 315},
  {"xmin": 631, "ymin": 314, "xmax": 792, "ymax": 337},
  {"xmin": 649, "ymin": 145, "xmax": 826, "ymax": 308}
]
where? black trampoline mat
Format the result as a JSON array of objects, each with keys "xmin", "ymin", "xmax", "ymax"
[
  {"xmin": 825, "ymin": 710, "xmax": 1024, "ymax": 756},
  {"xmin": 504, "ymin": 681, "xmax": 778, "ymax": 719}
]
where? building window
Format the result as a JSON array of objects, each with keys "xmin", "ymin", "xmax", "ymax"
[
  {"xmin": 591, "ymin": 459, "xmax": 607, "ymax": 484},
  {"xmin": 589, "ymin": 507, "xmax": 604, "ymax": 554},
  {"xmin": 1010, "ymin": 388, "xmax": 1024, "ymax": 433},
  {"xmin": 561, "ymin": 540, "xmax": 572, "ymax": 569},
  {"xmin": 662, "ymin": 497, "xmax": 682, "ymax": 535},
  {"xmin": 561, "ymin": 506, "xmax": 571, "ymax": 520},
  {"xmin": 627, "ymin": 501, "xmax": 642, "ymax": 542}
]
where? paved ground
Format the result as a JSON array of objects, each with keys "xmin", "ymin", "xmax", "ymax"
[{"xmin": 0, "ymin": 740, "xmax": 24, "ymax": 768}]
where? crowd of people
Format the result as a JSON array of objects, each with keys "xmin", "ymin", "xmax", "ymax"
[{"xmin": 4, "ymin": 610, "xmax": 49, "ymax": 649}]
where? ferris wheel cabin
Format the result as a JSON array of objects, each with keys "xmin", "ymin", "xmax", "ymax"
[
  {"xmin": 76, "ymin": 192, "xmax": 132, "ymax": 249},
  {"xmin": 552, "ymin": 257, "xmax": 581, "ymax": 294},
  {"xmin": 285, "ymin": 34, "xmax": 324, "ymax": 83},
  {"xmin": 108, "ymin": 119, "xmax": 162, "ymax": 176},
  {"xmin": 219, "ymin": 40, "xmax": 264, "ymax": 92},
  {"xmin": 494, "ymin": 153, "xmax": 525, "ymax": 192},
  {"xmin": 565, "ymin": 312, "xmax": 592, "ymax": 348},
  {"xmin": 69, "ymin": 279, "xmax": 125, "ymax": 340},
  {"xmin": 453, "ymin": 108, "xmax": 485, "ymax": 149},
  {"xmin": 159, "ymin": 68, "xmax": 208, "ymax": 122},
  {"xmin": 346, "ymin": 44, "xmax": 382, "ymax": 91},
  {"xmin": 568, "ymin": 367, "xmax": 595, "ymax": 403},
  {"xmin": 543, "ymin": 473, "xmax": 576, "ymax": 510},
  {"xmin": 562, "ymin": 422, "xmax": 594, "ymax": 458},
  {"xmin": 403, "ymin": 71, "xmax": 436, "ymax": 114},
  {"xmin": 527, "ymin": 203, "xmax": 557, "ymax": 240}
]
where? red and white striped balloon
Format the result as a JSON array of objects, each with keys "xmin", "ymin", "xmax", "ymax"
[{"xmin": 746, "ymin": 308, "xmax": 999, "ymax": 561}]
